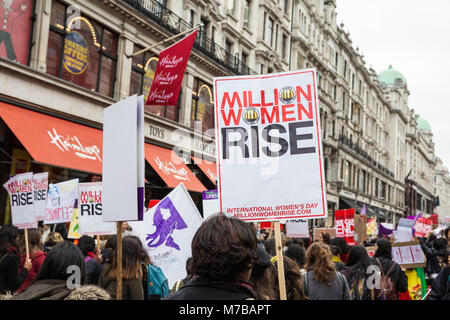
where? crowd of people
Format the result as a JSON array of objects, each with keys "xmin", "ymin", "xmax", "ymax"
[{"xmin": 0, "ymin": 215, "xmax": 449, "ymax": 300}]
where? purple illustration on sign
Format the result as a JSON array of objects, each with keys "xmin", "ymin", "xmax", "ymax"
[{"xmin": 145, "ymin": 196, "xmax": 187, "ymax": 251}]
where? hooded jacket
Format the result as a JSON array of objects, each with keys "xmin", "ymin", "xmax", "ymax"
[
  {"xmin": 11, "ymin": 279, "xmax": 72, "ymax": 300},
  {"xmin": 163, "ymin": 277, "xmax": 257, "ymax": 300}
]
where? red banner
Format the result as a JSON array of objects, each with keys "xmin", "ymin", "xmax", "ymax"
[
  {"xmin": 146, "ymin": 30, "xmax": 198, "ymax": 106},
  {"xmin": 335, "ymin": 208, "xmax": 355, "ymax": 245}
]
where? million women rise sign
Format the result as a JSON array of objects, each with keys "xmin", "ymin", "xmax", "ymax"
[{"xmin": 214, "ymin": 69, "xmax": 327, "ymax": 222}]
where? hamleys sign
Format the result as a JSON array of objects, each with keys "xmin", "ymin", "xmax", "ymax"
[{"xmin": 47, "ymin": 128, "xmax": 102, "ymax": 162}]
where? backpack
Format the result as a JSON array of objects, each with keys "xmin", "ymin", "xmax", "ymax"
[
  {"xmin": 375, "ymin": 258, "xmax": 397, "ymax": 300},
  {"xmin": 143, "ymin": 263, "xmax": 169, "ymax": 300}
]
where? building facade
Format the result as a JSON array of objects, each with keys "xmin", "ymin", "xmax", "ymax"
[{"xmin": 0, "ymin": 0, "xmax": 448, "ymax": 225}]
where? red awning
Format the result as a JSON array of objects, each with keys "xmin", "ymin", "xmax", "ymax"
[
  {"xmin": 145, "ymin": 143, "xmax": 206, "ymax": 192},
  {"xmin": 0, "ymin": 102, "xmax": 103, "ymax": 174},
  {"xmin": 192, "ymin": 156, "xmax": 217, "ymax": 185}
]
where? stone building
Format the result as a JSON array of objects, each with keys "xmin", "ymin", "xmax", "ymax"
[{"xmin": 0, "ymin": 0, "xmax": 448, "ymax": 225}]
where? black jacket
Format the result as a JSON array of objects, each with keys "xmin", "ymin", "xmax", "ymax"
[
  {"xmin": 372, "ymin": 256, "xmax": 408, "ymax": 293},
  {"xmin": 0, "ymin": 252, "xmax": 28, "ymax": 294},
  {"xmin": 421, "ymin": 245, "xmax": 447, "ymax": 276},
  {"xmin": 163, "ymin": 277, "xmax": 257, "ymax": 300},
  {"xmin": 428, "ymin": 266, "xmax": 450, "ymax": 300}
]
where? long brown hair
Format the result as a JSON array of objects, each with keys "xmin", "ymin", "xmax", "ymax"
[
  {"xmin": 305, "ymin": 242, "xmax": 336, "ymax": 286},
  {"xmin": 19, "ymin": 229, "xmax": 43, "ymax": 256},
  {"xmin": 108, "ymin": 237, "xmax": 142, "ymax": 280},
  {"xmin": 272, "ymin": 256, "xmax": 307, "ymax": 300}
]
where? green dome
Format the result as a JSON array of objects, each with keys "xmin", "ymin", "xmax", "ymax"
[
  {"xmin": 417, "ymin": 116, "xmax": 431, "ymax": 132},
  {"xmin": 378, "ymin": 65, "xmax": 407, "ymax": 86}
]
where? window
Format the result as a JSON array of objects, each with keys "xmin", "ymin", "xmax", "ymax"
[
  {"xmin": 275, "ymin": 24, "xmax": 278, "ymax": 49},
  {"xmin": 375, "ymin": 178, "xmax": 379, "ymax": 197},
  {"xmin": 130, "ymin": 45, "xmax": 180, "ymax": 122},
  {"xmin": 281, "ymin": 34, "xmax": 287, "ymax": 59},
  {"xmin": 243, "ymin": 0, "xmax": 251, "ymax": 28},
  {"xmin": 189, "ymin": 10, "xmax": 195, "ymax": 27},
  {"xmin": 284, "ymin": 0, "xmax": 289, "ymax": 15},
  {"xmin": 47, "ymin": 1, "xmax": 118, "ymax": 97},
  {"xmin": 225, "ymin": 40, "xmax": 233, "ymax": 65},
  {"xmin": 266, "ymin": 17, "xmax": 274, "ymax": 46},
  {"xmin": 359, "ymin": 170, "xmax": 366, "ymax": 193},
  {"xmin": 335, "ymin": 52, "xmax": 338, "ymax": 66},
  {"xmin": 0, "ymin": 0, "xmax": 34, "ymax": 65},
  {"xmin": 191, "ymin": 78, "xmax": 214, "ymax": 133},
  {"xmin": 241, "ymin": 51, "xmax": 248, "ymax": 74}
]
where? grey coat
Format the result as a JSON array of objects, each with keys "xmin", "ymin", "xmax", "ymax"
[{"xmin": 303, "ymin": 269, "xmax": 352, "ymax": 300}]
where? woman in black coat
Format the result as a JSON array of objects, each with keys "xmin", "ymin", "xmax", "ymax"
[
  {"xmin": 0, "ymin": 225, "xmax": 32, "ymax": 294},
  {"xmin": 372, "ymin": 238, "xmax": 408, "ymax": 298}
]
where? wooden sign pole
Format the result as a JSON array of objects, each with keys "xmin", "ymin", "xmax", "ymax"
[
  {"xmin": 116, "ymin": 221, "xmax": 123, "ymax": 300},
  {"xmin": 274, "ymin": 221, "xmax": 287, "ymax": 300},
  {"xmin": 24, "ymin": 228, "xmax": 30, "ymax": 260},
  {"xmin": 96, "ymin": 235, "xmax": 101, "ymax": 254}
]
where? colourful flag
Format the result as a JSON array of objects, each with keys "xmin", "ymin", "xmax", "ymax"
[
  {"xmin": 360, "ymin": 203, "xmax": 366, "ymax": 215},
  {"xmin": 146, "ymin": 30, "xmax": 198, "ymax": 106},
  {"xmin": 367, "ymin": 217, "xmax": 377, "ymax": 236}
]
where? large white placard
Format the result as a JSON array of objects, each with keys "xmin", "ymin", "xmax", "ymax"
[
  {"xmin": 78, "ymin": 182, "xmax": 116, "ymax": 236},
  {"xmin": 214, "ymin": 69, "xmax": 327, "ymax": 222},
  {"xmin": 129, "ymin": 183, "xmax": 203, "ymax": 288},
  {"xmin": 44, "ymin": 178, "xmax": 79, "ymax": 225},
  {"xmin": 102, "ymin": 95, "xmax": 145, "ymax": 222},
  {"xmin": 286, "ymin": 219, "xmax": 309, "ymax": 238},
  {"xmin": 32, "ymin": 172, "xmax": 48, "ymax": 221},
  {"xmin": 3, "ymin": 172, "xmax": 36, "ymax": 229}
]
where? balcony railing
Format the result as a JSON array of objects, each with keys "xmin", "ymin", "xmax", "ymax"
[
  {"xmin": 121, "ymin": 0, "xmax": 257, "ymax": 76},
  {"xmin": 339, "ymin": 134, "xmax": 395, "ymax": 178}
]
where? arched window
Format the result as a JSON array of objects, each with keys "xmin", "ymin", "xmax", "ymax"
[{"xmin": 191, "ymin": 78, "xmax": 214, "ymax": 133}]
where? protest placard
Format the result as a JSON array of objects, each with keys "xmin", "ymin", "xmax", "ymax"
[
  {"xmin": 102, "ymin": 94, "xmax": 145, "ymax": 223},
  {"xmin": 365, "ymin": 246, "xmax": 377, "ymax": 257},
  {"xmin": 335, "ymin": 208, "xmax": 355, "ymax": 245},
  {"xmin": 313, "ymin": 227, "xmax": 336, "ymax": 241},
  {"xmin": 68, "ymin": 207, "xmax": 80, "ymax": 239},
  {"xmin": 443, "ymin": 216, "xmax": 450, "ymax": 228},
  {"xmin": 32, "ymin": 172, "xmax": 48, "ymax": 221},
  {"xmin": 353, "ymin": 214, "xmax": 366, "ymax": 244},
  {"xmin": 129, "ymin": 183, "xmax": 203, "ymax": 288},
  {"xmin": 78, "ymin": 182, "xmax": 116, "ymax": 236},
  {"xmin": 202, "ymin": 190, "xmax": 220, "ymax": 220},
  {"xmin": 391, "ymin": 240, "xmax": 426, "ymax": 268},
  {"xmin": 414, "ymin": 217, "xmax": 433, "ymax": 238},
  {"xmin": 44, "ymin": 178, "xmax": 79, "ymax": 224},
  {"xmin": 286, "ymin": 219, "xmax": 309, "ymax": 238},
  {"xmin": 3, "ymin": 172, "xmax": 36, "ymax": 229},
  {"xmin": 214, "ymin": 69, "xmax": 327, "ymax": 222}
]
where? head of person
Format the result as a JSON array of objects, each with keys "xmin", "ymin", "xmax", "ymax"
[
  {"xmin": 248, "ymin": 244, "xmax": 276, "ymax": 300},
  {"xmin": 330, "ymin": 237, "xmax": 348, "ymax": 256},
  {"xmin": 191, "ymin": 214, "xmax": 257, "ymax": 282},
  {"xmin": 77, "ymin": 235, "xmax": 96, "ymax": 257},
  {"xmin": 55, "ymin": 223, "xmax": 68, "ymax": 240},
  {"xmin": 124, "ymin": 234, "xmax": 151, "ymax": 265},
  {"xmin": 44, "ymin": 232, "xmax": 64, "ymax": 251},
  {"xmin": 0, "ymin": 224, "xmax": 19, "ymax": 255},
  {"xmin": 64, "ymin": 285, "xmax": 111, "ymax": 300},
  {"xmin": 35, "ymin": 241, "xmax": 86, "ymax": 284},
  {"xmin": 345, "ymin": 245, "xmax": 372, "ymax": 279},
  {"xmin": 374, "ymin": 238, "xmax": 392, "ymax": 260},
  {"xmin": 108, "ymin": 237, "xmax": 142, "ymax": 280},
  {"xmin": 285, "ymin": 244, "xmax": 306, "ymax": 269},
  {"xmin": 185, "ymin": 257, "xmax": 193, "ymax": 279},
  {"xmin": 264, "ymin": 237, "xmax": 277, "ymax": 256},
  {"xmin": 305, "ymin": 242, "xmax": 336, "ymax": 286},
  {"xmin": 273, "ymin": 256, "xmax": 306, "ymax": 300},
  {"xmin": 330, "ymin": 245, "xmax": 342, "ymax": 258},
  {"xmin": 104, "ymin": 235, "xmax": 117, "ymax": 251},
  {"xmin": 19, "ymin": 228, "xmax": 42, "ymax": 255}
]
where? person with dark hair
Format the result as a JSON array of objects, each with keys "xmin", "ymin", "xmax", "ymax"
[
  {"xmin": 172, "ymin": 257, "xmax": 194, "ymax": 293},
  {"xmin": 285, "ymin": 244, "xmax": 306, "ymax": 273},
  {"xmin": 421, "ymin": 236, "xmax": 448, "ymax": 280},
  {"xmin": 55, "ymin": 223, "xmax": 68, "ymax": 240},
  {"xmin": 124, "ymin": 235, "xmax": 169, "ymax": 300},
  {"xmin": 303, "ymin": 242, "xmax": 351, "ymax": 300},
  {"xmin": 264, "ymin": 237, "xmax": 277, "ymax": 257},
  {"xmin": 272, "ymin": 256, "xmax": 307, "ymax": 300},
  {"xmin": 164, "ymin": 214, "xmax": 258, "ymax": 300},
  {"xmin": 0, "ymin": 225, "xmax": 32, "ymax": 294},
  {"xmin": 342, "ymin": 245, "xmax": 375, "ymax": 300},
  {"xmin": 330, "ymin": 237, "xmax": 349, "ymax": 263},
  {"xmin": 428, "ymin": 255, "xmax": 450, "ymax": 300},
  {"xmin": 372, "ymin": 238, "xmax": 408, "ymax": 299},
  {"xmin": 101, "ymin": 235, "xmax": 117, "ymax": 266},
  {"xmin": 12, "ymin": 241, "xmax": 86, "ymax": 300},
  {"xmin": 330, "ymin": 245, "xmax": 345, "ymax": 272},
  {"xmin": 98, "ymin": 237, "xmax": 144, "ymax": 300},
  {"xmin": 77, "ymin": 235, "xmax": 102, "ymax": 285},
  {"xmin": 248, "ymin": 243, "xmax": 277, "ymax": 300},
  {"xmin": 17, "ymin": 229, "xmax": 46, "ymax": 293}
]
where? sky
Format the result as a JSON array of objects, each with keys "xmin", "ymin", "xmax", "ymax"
[{"xmin": 335, "ymin": 0, "xmax": 450, "ymax": 170}]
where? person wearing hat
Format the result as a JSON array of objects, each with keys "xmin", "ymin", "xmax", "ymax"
[{"xmin": 248, "ymin": 243, "xmax": 277, "ymax": 300}]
